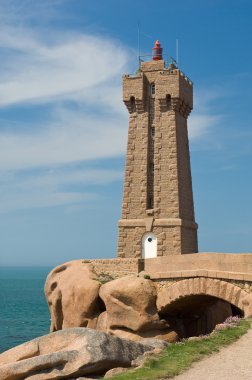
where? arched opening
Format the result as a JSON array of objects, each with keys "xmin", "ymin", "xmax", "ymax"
[
  {"xmin": 159, "ymin": 294, "xmax": 244, "ymax": 339},
  {"xmin": 142, "ymin": 233, "xmax": 157, "ymax": 259}
]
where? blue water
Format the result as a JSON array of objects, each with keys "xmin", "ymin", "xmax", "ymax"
[{"xmin": 0, "ymin": 267, "xmax": 52, "ymax": 353}]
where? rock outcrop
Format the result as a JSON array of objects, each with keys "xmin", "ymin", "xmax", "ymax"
[
  {"xmin": 98, "ymin": 275, "xmax": 177, "ymax": 341},
  {"xmin": 44, "ymin": 262, "xmax": 178, "ymax": 343},
  {"xmin": 242, "ymin": 293, "xmax": 252, "ymax": 317},
  {"xmin": 0, "ymin": 328, "xmax": 157, "ymax": 380},
  {"xmin": 45, "ymin": 261, "xmax": 101, "ymax": 331},
  {"xmin": 99, "ymin": 276, "xmax": 163, "ymax": 330}
]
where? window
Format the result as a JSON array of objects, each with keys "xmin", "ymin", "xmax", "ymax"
[
  {"xmin": 130, "ymin": 96, "xmax": 136, "ymax": 113},
  {"xmin": 151, "ymin": 83, "xmax": 156, "ymax": 96},
  {"xmin": 151, "ymin": 127, "xmax": 155, "ymax": 138},
  {"xmin": 148, "ymin": 196, "xmax": 153, "ymax": 209},
  {"xmin": 166, "ymin": 94, "xmax": 171, "ymax": 110},
  {"xmin": 149, "ymin": 162, "xmax": 154, "ymax": 174}
]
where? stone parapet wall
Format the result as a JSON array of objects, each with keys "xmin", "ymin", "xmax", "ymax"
[
  {"xmin": 82, "ymin": 253, "xmax": 252, "ymax": 287},
  {"xmin": 143, "ymin": 253, "xmax": 252, "ymax": 282},
  {"xmin": 149, "ymin": 269, "xmax": 252, "ymax": 282},
  {"xmin": 82, "ymin": 258, "xmax": 143, "ymax": 278}
]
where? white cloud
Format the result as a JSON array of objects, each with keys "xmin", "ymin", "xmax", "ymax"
[
  {"xmin": 188, "ymin": 88, "xmax": 223, "ymax": 140},
  {"xmin": 189, "ymin": 114, "xmax": 222, "ymax": 140},
  {"xmin": 0, "ymin": 27, "xmax": 128, "ymax": 107},
  {"xmin": 0, "ymin": 111, "xmax": 128, "ymax": 171},
  {"xmin": 0, "ymin": 168, "xmax": 123, "ymax": 213},
  {"xmin": 0, "ymin": 168, "xmax": 123, "ymax": 191},
  {"xmin": 0, "ymin": 18, "xmax": 130, "ymax": 173},
  {"xmin": 0, "ymin": 191, "xmax": 96, "ymax": 213},
  {"xmin": 0, "ymin": 0, "xmax": 66, "ymax": 24},
  {"xmin": 0, "ymin": 21, "xmax": 129, "ymax": 211}
]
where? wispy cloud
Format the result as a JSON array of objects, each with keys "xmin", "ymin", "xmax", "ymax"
[
  {"xmin": 189, "ymin": 114, "xmax": 222, "ymax": 140},
  {"xmin": 0, "ymin": 0, "xmax": 67, "ymax": 26},
  {"xmin": 0, "ymin": 168, "xmax": 123, "ymax": 213},
  {"xmin": 189, "ymin": 88, "xmax": 224, "ymax": 141},
  {"xmin": 0, "ymin": 17, "xmax": 129, "ymax": 211},
  {"xmin": 0, "ymin": 111, "xmax": 128, "ymax": 171},
  {"xmin": 0, "ymin": 27, "xmax": 128, "ymax": 107},
  {"xmin": 0, "ymin": 191, "xmax": 96, "ymax": 213}
]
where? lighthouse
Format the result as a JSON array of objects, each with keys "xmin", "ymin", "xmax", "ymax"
[{"xmin": 117, "ymin": 41, "xmax": 198, "ymax": 258}]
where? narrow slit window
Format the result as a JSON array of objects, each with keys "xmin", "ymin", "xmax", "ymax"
[
  {"xmin": 148, "ymin": 196, "xmax": 154, "ymax": 209},
  {"xmin": 166, "ymin": 94, "xmax": 171, "ymax": 110},
  {"xmin": 151, "ymin": 127, "xmax": 155, "ymax": 138},
  {"xmin": 149, "ymin": 162, "xmax": 154, "ymax": 174},
  {"xmin": 130, "ymin": 96, "xmax": 136, "ymax": 113},
  {"xmin": 151, "ymin": 83, "xmax": 156, "ymax": 96}
]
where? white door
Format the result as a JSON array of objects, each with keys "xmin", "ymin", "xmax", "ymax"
[{"xmin": 142, "ymin": 233, "xmax": 157, "ymax": 259}]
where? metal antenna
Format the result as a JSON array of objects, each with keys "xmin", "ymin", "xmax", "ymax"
[
  {"xmin": 137, "ymin": 19, "xmax": 141, "ymax": 68},
  {"xmin": 137, "ymin": 19, "xmax": 140, "ymax": 56},
  {"xmin": 176, "ymin": 39, "xmax": 179, "ymax": 66}
]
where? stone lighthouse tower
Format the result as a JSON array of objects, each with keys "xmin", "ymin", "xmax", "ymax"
[{"xmin": 117, "ymin": 41, "xmax": 198, "ymax": 259}]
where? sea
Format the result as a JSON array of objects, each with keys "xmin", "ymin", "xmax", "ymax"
[{"xmin": 0, "ymin": 267, "xmax": 52, "ymax": 353}]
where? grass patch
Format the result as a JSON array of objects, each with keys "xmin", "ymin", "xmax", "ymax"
[{"xmin": 111, "ymin": 318, "xmax": 251, "ymax": 380}]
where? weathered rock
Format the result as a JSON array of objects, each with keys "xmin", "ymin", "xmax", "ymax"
[
  {"xmin": 106, "ymin": 327, "xmax": 178, "ymax": 342},
  {"xmin": 99, "ymin": 276, "xmax": 170, "ymax": 336},
  {"xmin": 44, "ymin": 260, "xmax": 101, "ymax": 331},
  {"xmin": 131, "ymin": 350, "xmax": 157, "ymax": 368},
  {"xmin": 131, "ymin": 339, "xmax": 169, "ymax": 368},
  {"xmin": 0, "ymin": 328, "xmax": 156, "ymax": 380},
  {"xmin": 96, "ymin": 311, "xmax": 108, "ymax": 332},
  {"xmin": 44, "ymin": 264, "xmax": 178, "ymax": 343},
  {"xmin": 139, "ymin": 338, "xmax": 169, "ymax": 350},
  {"xmin": 71, "ymin": 378, "xmax": 96, "ymax": 380},
  {"xmin": 242, "ymin": 293, "xmax": 252, "ymax": 317},
  {"xmin": 104, "ymin": 367, "xmax": 128, "ymax": 378}
]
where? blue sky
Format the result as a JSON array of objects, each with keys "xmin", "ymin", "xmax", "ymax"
[{"xmin": 0, "ymin": 0, "xmax": 251, "ymax": 266}]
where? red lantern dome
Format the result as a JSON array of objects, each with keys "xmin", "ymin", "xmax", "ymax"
[{"xmin": 152, "ymin": 40, "xmax": 163, "ymax": 61}]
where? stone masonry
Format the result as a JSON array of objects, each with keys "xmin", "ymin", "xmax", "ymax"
[{"xmin": 118, "ymin": 55, "xmax": 198, "ymax": 258}]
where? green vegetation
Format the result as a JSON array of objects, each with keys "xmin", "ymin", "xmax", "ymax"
[
  {"xmin": 143, "ymin": 274, "xmax": 151, "ymax": 280},
  {"xmin": 112, "ymin": 318, "xmax": 251, "ymax": 380},
  {"xmin": 96, "ymin": 272, "xmax": 115, "ymax": 284}
]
